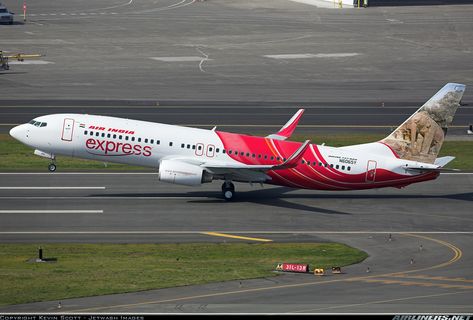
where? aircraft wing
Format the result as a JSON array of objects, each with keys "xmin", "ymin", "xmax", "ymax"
[
  {"xmin": 166, "ymin": 140, "xmax": 311, "ymax": 182},
  {"xmin": 266, "ymin": 109, "xmax": 304, "ymax": 140}
]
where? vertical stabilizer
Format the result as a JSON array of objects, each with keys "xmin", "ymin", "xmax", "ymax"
[{"xmin": 381, "ymin": 83, "xmax": 465, "ymax": 164}]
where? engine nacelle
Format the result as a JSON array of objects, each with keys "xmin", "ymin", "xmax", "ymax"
[{"xmin": 158, "ymin": 160, "xmax": 213, "ymax": 186}]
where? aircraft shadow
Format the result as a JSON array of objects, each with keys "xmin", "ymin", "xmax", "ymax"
[{"xmin": 92, "ymin": 188, "xmax": 473, "ymax": 215}]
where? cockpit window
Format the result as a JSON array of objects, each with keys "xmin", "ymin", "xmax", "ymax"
[{"xmin": 28, "ymin": 120, "xmax": 47, "ymax": 127}]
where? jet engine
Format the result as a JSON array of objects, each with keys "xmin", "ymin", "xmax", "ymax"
[{"xmin": 158, "ymin": 160, "xmax": 213, "ymax": 186}]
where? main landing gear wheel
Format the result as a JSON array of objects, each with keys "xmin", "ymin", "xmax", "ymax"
[
  {"xmin": 221, "ymin": 181, "xmax": 235, "ymax": 201},
  {"xmin": 48, "ymin": 163, "xmax": 57, "ymax": 172}
]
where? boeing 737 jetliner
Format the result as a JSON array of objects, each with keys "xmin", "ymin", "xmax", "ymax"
[{"xmin": 9, "ymin": 83, "xmax": 465, "ymax": 200}]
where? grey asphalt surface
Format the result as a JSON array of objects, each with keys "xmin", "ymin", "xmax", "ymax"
[
  {"xmin": 1, "ymin": 0, "xmax": 473, "ymax": 104},
  {"xmin": 0, "ymin": 173, "xmax": 472, "ymax": 313},
  {"xmin": 1, "ymin": 105, "xmax": 473, "ymax": 136},
  {"xmin": 1, "ymin": 0, "xmax": 473, "ymax": 314}
]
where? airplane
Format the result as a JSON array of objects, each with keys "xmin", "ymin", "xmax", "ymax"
[
  {"xmin": 9, "ymin": 83, "xmax": 466, "ymax": 200},
  {"xmin": 0, "ymin": 51, "xmax": 42, "ymax": 71}
]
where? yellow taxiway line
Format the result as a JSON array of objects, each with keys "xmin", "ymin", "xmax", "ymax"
[{"xmin": 201, "ymin": 232, "xmax": 273, "ymax": 242}]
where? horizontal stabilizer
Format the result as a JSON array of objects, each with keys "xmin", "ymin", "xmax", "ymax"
[
  {"xmin": 266, "ymin": 109, "xmax": 304, "ymax": 140},
  {"xmin": 434, "ymin": 156, "xmax": 455, "ymax": 167},
  {"xmin": 403, "ymin": 156, "xmax": 458, "ymax": 172}
]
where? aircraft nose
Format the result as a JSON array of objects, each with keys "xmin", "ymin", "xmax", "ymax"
[{"xmin": 9, "ymin": 125, "xmax": 24, "ymax": 141}]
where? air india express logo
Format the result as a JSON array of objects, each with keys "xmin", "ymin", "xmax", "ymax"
[{"xmin": 86, "ymin": 139, "xmax": 152, "ymax": 157}]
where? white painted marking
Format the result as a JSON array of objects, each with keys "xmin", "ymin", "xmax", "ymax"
[
  {"xmin": 0, "ymin": 210, "xmax": 103, "ymax": 214},
  {"xmin": 0, "ymin": 197, "xmax": 206, "ymax": 200},
  {"xmin": 0, "ymin": 187, "xmax": 105, "ymax": 190},
  {"xmin": 60, "ymin": 13, "xmax": 67, "ymax": 15},
  {"xmin": 79, "ymin": 13, "xmax": 87, "ymax": 15},
  {"xmin": 150, "ymin": 56, "xmax": 213, "ymax": 62},
  {"xmin": 264, "ymin": 53, "xmax": 360, "ymax": 59},
  {"xmin": 70, "ymin": 13, "xmax": 76, "ymax": 15},
  {"xmin": 29, "ymin": 14, "xmax": 36, "ymax": 16},
  {"xmin": 8, "ymin": 60, "xmax": 54, "ymax": 65},
  {"xmin": 24, "ymin": 31, "xmax": 34, "ymax": 35},
  {"xmin": 0, "ymin": 172, "xmax": 156, "ymax": 175},
  {"xmin": 0, "ymin": 172, "xmax": 470, "ymax": 175},
  {"xmin": 50, "ymin": 13, "xmax": 56, "ymax": 16},
  {"xmin": 0, "ymin": 231, "xmax": 471, "ymax": 235},
  {"xmin": 96, "ymin": 0, "xmax": 133, "ymax": 11}
]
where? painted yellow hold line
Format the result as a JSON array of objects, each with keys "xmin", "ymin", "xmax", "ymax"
[{"xmin": 202, "ymin": 232, "xmax": 272, "ymax": 242}]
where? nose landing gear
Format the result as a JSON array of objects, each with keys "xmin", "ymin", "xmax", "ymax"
[{"xmin": 221, "ymin": 181, "xmax": 235, "ymax": 201}]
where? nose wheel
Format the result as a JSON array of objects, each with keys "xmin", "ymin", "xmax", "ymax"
[
  {"xmin": 48, "ymin": 163, "xmax": 57, "ymax": 172},
  {"xmin": 221, "ymin": 181, "xmax": 235, "ymax": 201}
]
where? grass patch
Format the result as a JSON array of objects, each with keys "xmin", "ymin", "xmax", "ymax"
[
  {"xmin": 0, "ymin": 243, "xmax": 367, "ymax": 306},
  {"xmin": 1, "ymin": 133, "xmax": 472, "ymax": 170}
]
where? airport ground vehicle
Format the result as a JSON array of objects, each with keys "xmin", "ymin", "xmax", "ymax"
[{"xmin": 0, "ymin": 3, "xmax": 14, "ymax": 24}]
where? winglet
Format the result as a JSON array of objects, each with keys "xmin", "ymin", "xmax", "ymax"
[
  {"xmin": 266, "ymin": 109, "xmax": 305, "ymax": 140},
  {"xmin": 273, "ymin": 140, "xmax": 311, "ymax": 170}
]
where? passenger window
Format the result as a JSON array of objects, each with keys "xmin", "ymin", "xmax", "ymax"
[
  {"xmin": 131, "ymin": 137, "xmax": 135, "ymax": 141},
  {"xmin": 342, "ymin": 166, "xmax": 345, "ymax": 170},
  {"xmin": 181, "ymin": 143, "xmax": 185, "ymax": 148},
  {"xmin": 187, "ymin": 144, "xmax": 191, "ymax": 149},
  {"xmin": 216, "ymin": 148, "xmax": 219, "ymax": 153},
  {"xmin": 277, "ymin": 157, "xmax": 280, "ymax": 161},
  {"xmin": 240, "ymin": 152, "xmax": 244, "ymax": 156},
  {"xmin": 197, "ymin": 145, "xmax": 202, "ymax": 150},
  {"xmin": 192, "ymin": 145, "xmax": 195, "ymax": 149},
  {"xmin": 336, "ymin": 165, "xmax": 339, "ymax": 169},
  {"xmin": 222, "ymin": 149, "xmax": 226, "ymax": 154},
  {"xmin": 330, "ymin": 164, "xmax": 334, "ymax": 168},
  {"xmin": 252, "ymin": 154, "xmax": 255, "ymax": 158},
  {"xmin": 125, "ymin": 136, "xmax": 129, "ymax": 141},
  {"xmin": 84, "ymin": 131, "xmax": 88, "ymax": 135},
  {"xmin": 145, "ymin": 138, "xmax": 148, "ymax": 143},
  {"xmin": 90, "ymin": 131, "xmax": 94, "ymax": 136},
  {"xmin": 102, "ymin": 133, "xmax": 105, "ymax": 137},
  {"xmin": 271, "ymin": 156, "xmax": 274, "ymax": 160},
  {"xmin": 348, "ymin": 166, "xmax": 351, "ymax": 171},
  {"xmin": 228, "ymin": 150, "xmax": 232, "ymax": 154},
  {"xmin": 95, "ymin": 132, "xmax": 99, "ymax": 137},
  {"xmin": 151, "ymin": 139, "xmax": 154, "ymax": 144},
  {"xmin": 301, "ymin": 160, "xmax": 305, "ymax": 164},
  {"xmin": 138, "ymin": 138, "xmax": 141, "ymax": 142},
  {"xmin": 113, "ymin": 134, "xmax": 117, "ymax": 139},
  {"xmin": 170, "ymin": 142, "xmax": 173, "ymax": 147},
  {"xmin": 157, "ymin": 140, "xmax": 160, "ymax": 145},
  {"xmin": 119, "ymin": 135, "xmax": 123, "ymax": 140}
]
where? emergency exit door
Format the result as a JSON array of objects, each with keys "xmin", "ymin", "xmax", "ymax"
[
  {"xmin": 366, "ymin": 160, "xmax": 377, "ymax": 183},
  {"xmin": 61, "ymin": 118, "xmax": 75, "ymax": 141}
]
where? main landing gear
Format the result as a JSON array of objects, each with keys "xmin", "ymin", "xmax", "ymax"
[
  {"xmin": 48, "ymin": 163, "xmax": 57, "ymax": 172},
  {"xmin": 221, "ymin": 181, "xmax": 235, "ymax": 201}
]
